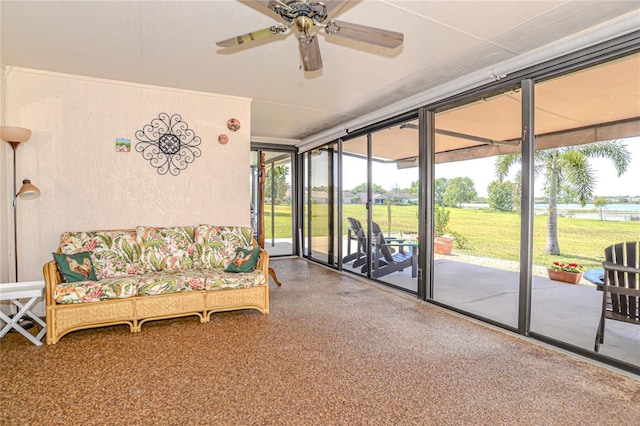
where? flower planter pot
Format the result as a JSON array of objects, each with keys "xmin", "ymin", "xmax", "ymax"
[
  {"xmin": 434, "ymin": 237, "xmax": 453, "ymax": 255},
  {"xmin": 547, "ymin": 269, "xmax": 583, "ymax": 284}
]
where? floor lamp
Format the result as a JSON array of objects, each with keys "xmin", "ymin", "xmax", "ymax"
[{"xmin": 1, "ymin": 126, "xmax": 41, "ymax": 329}]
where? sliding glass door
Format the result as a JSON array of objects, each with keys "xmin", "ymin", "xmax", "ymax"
[
  {"xmin": 431, "ymin": 88, "xmax": 523, "ymax": 328},
  {"xmin": 369, "ymin": 123, "xmax": 419, "ymax": 293},
  {"xmin": 305, "ymin": 144, "xmax": 338, "ymax": 266},
  {"xmin": 341, "ymin": 136, "xmax": 369, "ymax": 278},
  {"xmin": 529, "ymin": 53, "xmax": 640, "ymax": 367},
  {"xmin": 250, "ymin": 149, "xmax": 295, "ymax": 257},
  {"xmin": 338, "ymin": 121, "xmax": 419, "ymax": 294}
]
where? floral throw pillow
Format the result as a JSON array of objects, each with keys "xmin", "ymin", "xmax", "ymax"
[
  {"xmin": 53, "ymin": 252, "xmax": 98, "ymax": 282},
  {"xmin": 224, "ymin": 247, "xmax": 260, "ymax": 273}
]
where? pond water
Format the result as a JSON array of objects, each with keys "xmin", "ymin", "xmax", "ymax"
[
  {"xmin": 462, "ymin": 203, "xmax": 640, "ymax": 221},
  {"xmin": 534, "ymin": 204, "xmax": 640, "ymax": 221}
]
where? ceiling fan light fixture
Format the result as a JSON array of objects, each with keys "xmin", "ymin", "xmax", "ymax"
[{"xmin": 294, "ymin": 16, "xmax": 316, "ymax": 35}]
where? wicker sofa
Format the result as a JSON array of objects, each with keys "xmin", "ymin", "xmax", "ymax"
[{"xmin": 42, "ymin": 224, "xmax": 269, "ymax": 344}]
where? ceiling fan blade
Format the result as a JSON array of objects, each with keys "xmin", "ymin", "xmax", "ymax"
[
  {"xmin": 299, "ymin": 35, "xmax": 323, "ymax": 71},
  {"xmin": 325, "ymin": 20, "xmax": 403, "ymax": 48},
  {"xmin": 323, "ymin": 0, "xmax": 349, "ymax": 16},
  {"xmin": 216, "ymin": 25, "xmax": 287, "ymax": 48}
]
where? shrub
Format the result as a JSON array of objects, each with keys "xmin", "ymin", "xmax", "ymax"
[
  {"xmin": 487, "ymin": 180, "xmax": 515, "ymax": 212},
  {"xmin": 449, "ymin": 230, "xmax": 468, "ymax": 249},
  {"xmin": 434, "ymin": 204, "xmax": 450, "ymax": 237}
]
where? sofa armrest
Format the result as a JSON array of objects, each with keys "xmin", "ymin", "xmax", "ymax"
[
  {"xmin": 251, "ymin": 236, "xmax": 269, "ymax": 281},
  {"xmin": 43, "ymin": 259, "xmax": 62, "ymax": 307},
  {"xmin": 257, "ymin": 248, "xmax": 269, "ymax": 281}
]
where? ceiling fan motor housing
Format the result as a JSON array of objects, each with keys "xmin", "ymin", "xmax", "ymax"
[{"xmin": 272, "ymin": 0, "xmax": 328, "ymax": 25}]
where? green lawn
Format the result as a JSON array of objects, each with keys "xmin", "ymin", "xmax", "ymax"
[
  {"xmin": 448, "ymin": 208, "xmax": 639, "ymax": 270},
  {"xmin": 265, "ymin": 203, "xmax": 640, "ymax": 270}
]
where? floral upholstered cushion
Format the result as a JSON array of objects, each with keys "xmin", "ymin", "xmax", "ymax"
[
  {"xmin": 202, "ymin": 269, "xmax": 266, "ymax": 290},
  {"xmin": 59, "ymin": 230, "xmax": 143, "ymax": 279},
  {"xmin": 59, "ymin": 231, "xmax": 94, "ymax": 254},
  {"xmin": 194, "ymin": 225, "xmax": 254, "ymax": 270},
  {"xmin": 136, "ymin": 270, "xmax": 207, "ymax": 296},
  {"xmin": 53, "ymin": 276, "xmax": 138, "ymax": 304},
  {"xmin": 136, "ymin": 226, "xmax": 197, "ymax": 272}
]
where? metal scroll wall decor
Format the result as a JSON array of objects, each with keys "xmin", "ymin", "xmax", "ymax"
[{"xmin": 135, "ymin": 113, "xmax": 202, "ymax": 176}]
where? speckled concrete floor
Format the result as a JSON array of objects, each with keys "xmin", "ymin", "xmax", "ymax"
[{"xmin": 1, "ymin": 258, "xmax": 639, "ymax": 425}]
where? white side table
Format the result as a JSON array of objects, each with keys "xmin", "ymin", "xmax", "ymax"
[{"xmin": 0, "ymin": 281, "xmax": 46, "ymax": 346}]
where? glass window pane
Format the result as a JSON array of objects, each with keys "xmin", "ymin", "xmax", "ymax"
[
  {"xmin": 263, "ymin": 151, "xmax": 294, "ymax": 256},
  {"xmin": 341, "ymin": 136, "xmax": 369, "ymax": 278},
  {"xmin": 433, "ymin": 89, "xmax": 522, "ymax": 328},
  {"xmin": 531, "ymin": 53, "xmax": 640, "ymax": 367},
  {"xmin": 251, "ymin": 150, "xmax": 295, "ymax": 257},
  {"xmin": 307, "ymin": 144, "xmax": 338, "ymax": 265},
  {"xmin": 370, "ymin": 123, "xmax": 419, "ymax": 293}
]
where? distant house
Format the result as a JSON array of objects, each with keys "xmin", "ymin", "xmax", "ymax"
[
  {"xmin": 372, "ymin": 192, "xmax": 418, "ymax": 205},
  {"xmin": 342, "ymin": 191, "xmax": 356, "ymax": 204},
  {"xmin": 393, "ymin": 192, "xmax": 419, "ymax": 205},
  {"xmin": 373, "ymin": 194, "xmax": 389, "ymax": 205},
  {"xmin": 311, "ymin": 190, "xmax": 328, "ymax": 204}
]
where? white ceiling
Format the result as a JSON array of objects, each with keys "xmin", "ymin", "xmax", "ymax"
[{"xmin": 1, "ymin": 1, "xmax": 639, "ymax": 147}]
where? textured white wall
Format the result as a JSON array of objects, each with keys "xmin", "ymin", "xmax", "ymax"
[
  {"xmin": 3, "ymin": 67, "xmax": 251, "ymax": 287},
  {"xmin": 1, "ymin": 68, "xmax": 10, "ymax": 284}
]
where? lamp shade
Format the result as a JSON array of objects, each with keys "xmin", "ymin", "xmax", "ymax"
[
  {"xmin": 17, "ymin": 179, "xmax": 41, "ymax": 200},
  {"xmin": 0, "ymin": 126, "xmax": 32, "ymax": 143}
]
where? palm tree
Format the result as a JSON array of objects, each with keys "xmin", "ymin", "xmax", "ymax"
[{"xmin": 495, "ymin": 140, "xmax": 631, "ymax": 255}]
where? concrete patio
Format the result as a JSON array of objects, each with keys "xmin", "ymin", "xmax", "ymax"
[{"xmin": 433, "ymin": 259, "xmax": 639, "ymax": 366}]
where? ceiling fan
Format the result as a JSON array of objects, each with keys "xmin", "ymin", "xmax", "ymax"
[{"xmin": 216, "ymin": 0, "xmax": 404, "ymax": 71}]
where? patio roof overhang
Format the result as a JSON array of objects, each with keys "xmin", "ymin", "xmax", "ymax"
[
  {"xmin": 436, "ymin": 117, "xmax": 640, "ymax": 163},
  {"xmin": 342, "ymin": 53, "xmax": 640, "ymax": 164}
]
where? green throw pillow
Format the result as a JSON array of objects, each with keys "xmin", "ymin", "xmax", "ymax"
[
  {"xmin": 53, "ymin": 252, "xmax": 98, "ymax": 282},
  {"xmin": 225, "ymin": 247, "xmax": 260, "ymax": 273}
]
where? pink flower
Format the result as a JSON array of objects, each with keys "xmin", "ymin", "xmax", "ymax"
[
  {"xmin": 86, "ymin": 286, "xmax": 104, "ymax": 300},
  {"xmin": 187, "ymin": 279, "xmax": 200, "ymax": 290},
  {"xmin": 84, "ymin": 240, "xmax": 98, "ymax": 252}
]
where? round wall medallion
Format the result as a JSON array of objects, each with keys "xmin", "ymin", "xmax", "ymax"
[
  {"xmin": 135, "ymin": 112, "xmax": 201, "ymax": 176},
  {"xmin": 218, "ymin": 134, "xmax": 229, "ymax": 145},
  {"xmin": 159, "ymin": 133, "xmax": 181, "ymax": 154},
  {"xmin": 227, "ymin": 118, "xmax": 240, "ymax": 132}
]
